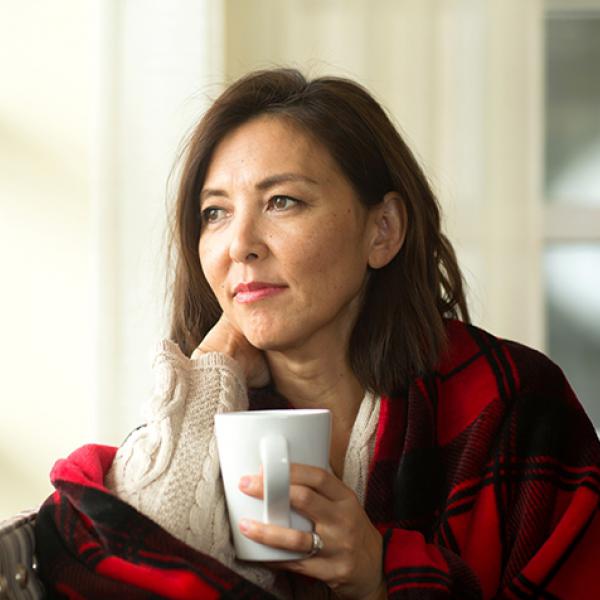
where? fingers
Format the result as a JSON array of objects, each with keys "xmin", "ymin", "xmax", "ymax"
[
  {"xmin": 239, "ymin": 465, "xmax": 350, "ymax": 523},
  {"xmin": 193, "ymin": 314, "xmax": 270, "ymax": 386},
  {"xmin": 238, "ymin": 518, "xmax": 315, "ymax": 556},
  {"xmin": 237, "ymin": 464, "xmax": 384, "ymax": 598},
  {"xmin": 240, "ymin": 463, "xmax": 350, "ymax": 502},
  {"xmin": 240, "ymin": 477, "xmax": 329, "ymax": 522}
]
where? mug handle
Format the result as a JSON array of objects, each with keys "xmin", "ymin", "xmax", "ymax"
[{"xmin": 259, "ymin": 434, "xmax": 291, "ymax": 528}]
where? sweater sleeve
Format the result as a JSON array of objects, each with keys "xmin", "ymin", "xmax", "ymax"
[{"xmin": 104, "ymin": 340, "xmax": 279, "ymax": 593}]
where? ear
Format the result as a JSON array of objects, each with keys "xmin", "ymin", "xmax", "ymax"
[{"xmin": 367, "ymin": 192, "xmax": 407, "ymax": 269}]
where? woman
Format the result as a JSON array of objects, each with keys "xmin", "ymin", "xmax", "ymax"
[{"xmin": 36, "ymin": 69, "xmax": 599, "ymax": 599}]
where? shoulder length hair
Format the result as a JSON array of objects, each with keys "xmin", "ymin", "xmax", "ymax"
[{"xmin": 168, "ymin": 68, "xmax": 469, "ymax": 395}]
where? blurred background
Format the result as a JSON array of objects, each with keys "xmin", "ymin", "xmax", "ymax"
[{"xmin": 1, "ymin": 0, "xmax": 599, "ymax": 518}]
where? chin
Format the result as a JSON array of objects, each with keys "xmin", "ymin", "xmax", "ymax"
[
  {"xmin": 246, "ymin": 334, "xmax": 288, "ymax": 352},
  {"xmin": 244, "ymin": 326, "xmax": 299, "ymax": 352}
]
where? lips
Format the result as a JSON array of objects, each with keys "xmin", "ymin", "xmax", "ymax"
[{"xmin": 233, "ymin": 281, "xmax": 287, "ymax": 304}]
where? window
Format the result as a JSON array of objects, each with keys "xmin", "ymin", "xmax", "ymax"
[{"xmin": 544, "ymin": 1, "xmax": 600, "ymax": 426}]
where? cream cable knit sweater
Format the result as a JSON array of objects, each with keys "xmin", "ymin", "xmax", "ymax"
[{"xmin": 105, "ymin": 340, "xmax": 380, "ymax": 598}]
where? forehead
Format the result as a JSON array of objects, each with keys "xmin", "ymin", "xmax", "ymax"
[{"xmin": 204, "ymin": 115, "xmax": 342, "ymax": 185}]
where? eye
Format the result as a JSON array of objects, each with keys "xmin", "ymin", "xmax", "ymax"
[
  {"xmin": 268, "ymin": 195, "xmax": 300, "ymax": 211},
  {"xmin": 201, "ymin": 206, "xmax": 226, "ymax": 224}
]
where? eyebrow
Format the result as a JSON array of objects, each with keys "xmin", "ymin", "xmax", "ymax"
[{"xmin": 200, "ymin": 173, "xmax": 319, "ymax": 202}]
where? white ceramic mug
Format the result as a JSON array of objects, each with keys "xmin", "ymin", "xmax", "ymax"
[{"xmin": 214, "ymin": 409, "xmax": 331, "ymax": 561}]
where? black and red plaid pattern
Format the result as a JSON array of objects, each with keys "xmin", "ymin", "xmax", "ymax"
[
  {"xmin": 35, "ymin": 444, "xmax": 276, "ymax": 599},
  {"xmin": 35, "ymin": 321, "xmax": 600, "ymax": 598},
  {"xmin": 367, "ymin": 321, "xmax": 600, "ymax": 598}
]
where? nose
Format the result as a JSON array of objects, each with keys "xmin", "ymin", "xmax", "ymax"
[{"xmin": 228, "ymin": 209, "xmax": 267, "ymax": 264}]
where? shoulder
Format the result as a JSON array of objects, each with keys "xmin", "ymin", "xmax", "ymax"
[
  {"xmin": 439, "ymin": 319, "xmax": 569, "ymax": 395},
  {"xmin": 435, "ymin": 320, "xmax": 598, "ymax": 459},
  {"xmin": 440, "ymin": 319, "xmax": 567, "ymax": 390}
]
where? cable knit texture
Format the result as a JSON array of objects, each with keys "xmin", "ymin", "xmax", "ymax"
[
  {"xmin": 106, "ymin": 340, "xmax": 381, "ymax": 599},
  {"xmin": 342, "ymin": 390, "xmax": 380, "ymax": 504},
  {"xmin": 105, "ymin": 340, "xmax": 278, "ymax": 592}
]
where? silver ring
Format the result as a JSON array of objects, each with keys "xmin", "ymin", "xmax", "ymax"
[{"xmin": 307, "ymin": 531, "xmax": 324, "ymax": 557}]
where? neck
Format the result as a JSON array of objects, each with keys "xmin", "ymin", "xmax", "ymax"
[{"xmin": 266, "ymin": 346, "xmax": 364, "ymax": 430}]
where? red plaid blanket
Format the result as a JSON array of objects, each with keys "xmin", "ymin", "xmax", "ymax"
[{"xmin": 35, "ymin": 321, "xmax": 600, "ymax": 598}]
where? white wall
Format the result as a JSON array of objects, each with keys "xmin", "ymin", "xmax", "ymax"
[
  {"xmin": 0, "ymin": 0, "xmax": 225, "ymax": 518},
  {"xmin": 0, "ymin": 1, "xmax": 93, "ymax": 516},
  {"xmin": 91, "ymin": 0, "xmax": 225, "ymax": 445}
]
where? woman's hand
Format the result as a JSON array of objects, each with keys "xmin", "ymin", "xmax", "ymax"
[
  {"xmin": 238, "ymin": 464, "xmax": 386, "ymax": 599},
  {"xmin": 192, "ymin": 314, "xmax": 270, "ymax": 388}
]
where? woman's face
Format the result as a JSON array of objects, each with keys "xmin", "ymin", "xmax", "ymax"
[{"xmin": 198, "ymin": 115, "xmax": 377, "ymax": 354}]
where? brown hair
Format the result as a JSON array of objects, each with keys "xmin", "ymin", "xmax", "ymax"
[{"xmin": 168, "ymin": 68, "xmax": 469, "ymax": 395}]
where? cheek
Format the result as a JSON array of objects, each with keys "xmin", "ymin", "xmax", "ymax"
[
  {"xmin": 286, "ymin": 225, "xmax": 367, "ymax": 287},
  {"xmin": 198, "ymin": 242, "xmax": 225, "ymax": 296}
]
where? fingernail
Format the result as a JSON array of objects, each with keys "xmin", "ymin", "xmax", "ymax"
[
  {"xmin": 239, "ymin": 518, "xmax": 251, "ymax": 533},
  {"xmin": 239, "ymin": 476, "xmax": 251, "ymax": 489}
]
